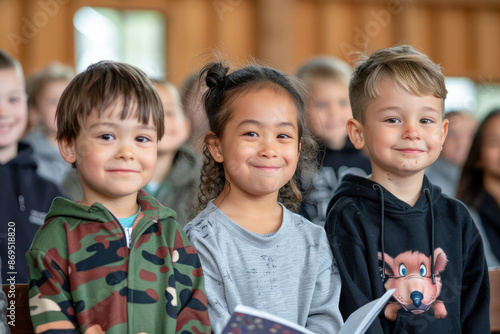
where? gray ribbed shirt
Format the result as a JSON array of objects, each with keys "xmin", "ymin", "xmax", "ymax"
[{"xmin": 184, "ymin": 201, "xmax": 343, "ymax": 333}]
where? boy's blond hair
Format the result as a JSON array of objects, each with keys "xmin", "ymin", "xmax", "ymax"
[
  {"xmin": 296, "ymin": 56, "xmax": 352, "ymax": 86},
  {"xmin": 349, "ymin": 45, "xmax": 447, "ymax": 123},
  {"xmin": 56, "ymin": 61, "xmax": 164, "ymax": 143}
]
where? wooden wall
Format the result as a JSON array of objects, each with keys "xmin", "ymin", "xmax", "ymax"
[{"xmin": 1, "ymin": 0, "xmax": 500, "ymax": 86}]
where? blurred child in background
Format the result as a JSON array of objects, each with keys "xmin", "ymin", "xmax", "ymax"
[
  {"xmin": 24, "ymin": 62, "xmax": 74, "ymax": 188},
  {"xmin": 426, "ymin": 110, "xmax": 478, "ymax": 197},
  {"xmin": 457, "ymin": 109, "xmax": 500, "ymax": 266},
  {"xmin": 296, "ymin": 56, "xmax": 370, "ymax": 226},
  {"xmin": 0, "ymin": 50, "xmax": 64, "ymax": 283},
  {"xmin": 180, "ymin": 71, "xmax": 209, "ymax": 154},
  {"xmin": 144, "ymin": 81, "xmax": 201, "ymax": 226}
]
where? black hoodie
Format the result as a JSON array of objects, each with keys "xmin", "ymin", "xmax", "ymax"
[
  {"xmin": 325, "ymin": 174, "xmax": 490, "ymax": 333},
  {"xmin": 0, "ymin": 142, "xmax": 64, "ymax": 283}
]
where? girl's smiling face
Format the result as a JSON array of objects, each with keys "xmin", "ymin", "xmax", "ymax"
[{"xmin": 208, "ymin": 87, "xmax": 300, "ymax": 200}]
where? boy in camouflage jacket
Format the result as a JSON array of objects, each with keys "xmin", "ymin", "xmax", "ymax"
[{"xmin": 26, "ymin": 61, "xmax": 211, "ymax": 334}]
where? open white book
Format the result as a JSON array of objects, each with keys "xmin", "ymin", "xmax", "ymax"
[{"xmin": 222, "ymin": 288, "xmax": 395, "ymax": 334}]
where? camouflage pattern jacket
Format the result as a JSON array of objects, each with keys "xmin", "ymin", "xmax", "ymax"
[{"xmin": 26, "ymin": 190, "xmax": 211, "ymax": 334}]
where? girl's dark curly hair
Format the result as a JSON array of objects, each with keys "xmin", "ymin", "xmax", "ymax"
[{"xmin": 196, "ymin": 60, "xmax": 318, "ymax": 214}]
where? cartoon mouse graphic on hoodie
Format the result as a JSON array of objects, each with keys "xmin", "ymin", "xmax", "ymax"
[
  {"xmin": 378, "ymin": 248, "xmax": 447, "ymax": 321},
  {"xmin": 325, "ymin": 174, "xmax": 490, "ymax": 334}
]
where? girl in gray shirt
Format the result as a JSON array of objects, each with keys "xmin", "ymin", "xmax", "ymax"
[{"xmin": 184, "ymin": 61, "xmax": 343, "ymax": 333}]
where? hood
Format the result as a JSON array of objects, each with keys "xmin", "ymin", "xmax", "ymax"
[
  {"xmin": 45, "ymin": 189, "xmax": 176, "ymax": 223},
  {"xmin": 7, "ymin": 141, "xmax": 37, "ymax": 169},
  {"xmin": 327, "ymin": 173, "xmax": 442, "ymax": 285},
  {"xmin": 327, "ymin": 174, "xmax": 442, "ymax": 214}
]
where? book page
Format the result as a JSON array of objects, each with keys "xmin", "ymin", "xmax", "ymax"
[
  {"xmin": 222, "ymin": 289, "xmax": 394, "ymax": 334},
  {"xmin": 338, "ymin": 288, "xmax": 395, "ymax": 334},
  {"xmin": 222, "ymin": 304, "xmax": 316, "ymax": 334}
]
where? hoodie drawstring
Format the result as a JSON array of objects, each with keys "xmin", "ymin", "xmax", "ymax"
[
  {"xmin": 373, "ymin": 184, "xmax": 386, "ymax": 281},
  {"xmin": 374, "ymin": 184, "xmax": 436, "ymax": 285},
  {"xmin": 424, "ymin": 188, "xmax": 436, "ymax": 284}
]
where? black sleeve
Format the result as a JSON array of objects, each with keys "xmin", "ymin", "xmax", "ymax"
[{"xmin": 460, "ymin": 214, "xmax": 491, "ymax": 333}]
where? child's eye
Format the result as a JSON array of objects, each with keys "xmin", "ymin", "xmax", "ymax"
[
  {"xmin": 244, "ymin": 132, "xmax": 258, "ymax": 137},
  {"xmin": 339, "ymin": 99, "xmax": 349, "ymax": 107},
  {"xmin": 8, "ymin": 96, "xmax": 21, "ymax": 104},
  {"xmin": 277, "ymin": 133, "xmax": 292, "ymax": 139},
  {"xmin": 420, "ymin": 118, "xmax": 433, "ymax": 124},
  {"xmin": 385, "ymin": 118, "xmax": 400, "ymax": 124},
  {"xmin": 314, "ymin": 101, "xmax": 328, "ymax": 109},
  {"xmin": 99, "ymin": 133, "xmax": 115, "ymax": 141},
  {"xmin": 136, "ymin": 136, "xmax": 151, "ymax": 143}
]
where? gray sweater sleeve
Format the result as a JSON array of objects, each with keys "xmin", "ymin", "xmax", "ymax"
[
  {"xmin": 305, "ymin": 235, "xmax": 344, "ymax": 333},
  {"xmin": 186, "ymin": 232, "xmax": 232, "ymax": 333}
]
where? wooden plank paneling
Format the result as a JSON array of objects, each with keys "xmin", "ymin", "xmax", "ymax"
[
  {"xmin": 22, "ymin": 0, "xmax": 73, "ymax": 76},
  {"xmin": 472, "ymin": 9, "xmax": 500, "ymax": 82},
  {"xmin": 168, "ymin": 0, "xmax": 212, "ymax": 85},
  {"xmin": 289, "ymin": 0, "xmax": 317, "ymax": 73},
  {"xmin": 0, "ymin": 0, "xmax": 25, "ymax": 60},
  {"xmin": 397, "ymin": 4, "xmax": 434, "ymax": 57},
  {"xmin": 3, "ymin": 0, "xmax": 500, "ymax": 84},
  {"xmin": 434, "ymin": 7, "xmax": 472, "ymax": 77},
  {"xmin": 216, "ymin": 0, "xmax": 257, "ymax": 66},
  {"xmin": 317, "ymin": 2, "xmax": 355, "ymax": 63}
]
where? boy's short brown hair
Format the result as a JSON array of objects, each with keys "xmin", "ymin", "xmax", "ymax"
[
  {"xmin": 56, "ymin": 60, "xmax": 164, "ymax": 143},
  {"xmin": 0, "ymin": 49, "xmax": 24, "ymax": 85},
  {"xmin": 349, "ymin": 45, "xmax": 447, "ymax": 124},
  {"xmin": 27, "ymin": 62, "xmax": 74, "ymax": 107}
]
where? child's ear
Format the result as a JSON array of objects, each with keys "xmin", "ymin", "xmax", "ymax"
[
  {"xmin": 58, "ymin": 139, "xmax": 77, "ymax": 164},
  {"xmin": 205, "ymin": 131, "xmax": 223, "ymax": 163},
  {"xmin": 440, "ymin": 118, "xmax": 449, "ymax": 146},
  {"xmin": 346, "ymin": 118, "xmax": 365, "ymax": 150}
]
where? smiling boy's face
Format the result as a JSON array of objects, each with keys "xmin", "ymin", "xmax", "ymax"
[
  {"xmin": 348, "ymin": 76, "xmax": 448, "ymax": 181},
  {"xmin": 59, "ymin": 100, "xmax": 158, "ymax": 213},
  {"xmin": 307, "ymin": 78, "xmax": 351, "ymax": 150},
  {"xmin": 33, "ymin": 79, "xmax": 70, "ymax": 137},
  {"xmin": 0, "ymin": 68, "xmax": 27, "ymax": 163}
]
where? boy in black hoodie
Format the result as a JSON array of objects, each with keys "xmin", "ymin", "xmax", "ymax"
[{"xmin": 325, "ymin": 45, "xmax": 490, "ymax": 333}]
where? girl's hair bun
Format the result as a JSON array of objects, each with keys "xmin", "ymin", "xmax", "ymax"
[{"xmin": 204, "ymin": 62, "xmax": 229, "ymax": 89}]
